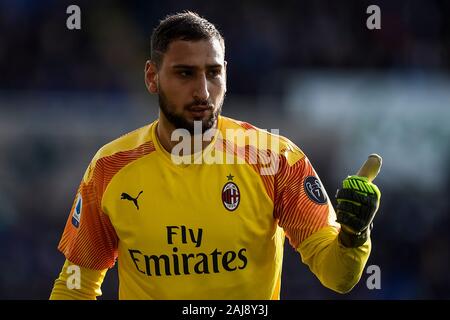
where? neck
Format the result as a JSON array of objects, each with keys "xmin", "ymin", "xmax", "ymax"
[{"xmin": 156, "ymin": 116, "xmax": 218, "ymax": 155}]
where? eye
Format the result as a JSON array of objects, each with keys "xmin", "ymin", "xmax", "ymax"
[
  {"xmin": 208, "ymin": 69, "xmax": 221, "ymax": 78},
  {"xmin": 178, "ymin": 70, "xmax": 193, "ymax": 77}
]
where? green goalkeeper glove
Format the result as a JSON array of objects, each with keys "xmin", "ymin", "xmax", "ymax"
[{"xmin": 336, "ymin": 175, "xmax": 381, "ymax": 247}]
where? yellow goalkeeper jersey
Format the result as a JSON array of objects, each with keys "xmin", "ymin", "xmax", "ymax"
[{"xmin": 58, "ymin": 115, "xmax": 337, "ymax": 299}]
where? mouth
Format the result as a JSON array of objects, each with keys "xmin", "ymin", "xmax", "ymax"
[{"xmin": 187, "ymin": 105, "xmax": 212, "ymax": 118}]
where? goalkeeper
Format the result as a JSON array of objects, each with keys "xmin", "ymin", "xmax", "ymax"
[{"xmin": 50, "ymin": 11, "xmax": 382, "ymax": 299}]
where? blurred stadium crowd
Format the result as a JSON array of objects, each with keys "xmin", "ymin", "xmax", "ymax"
[
  {"xmin": 2, "ymin": 0, "xmax": 450, "ymax": 94},
  {"xmin": 0, "ymin": 0, "xmax": 449, "ymax": 299}
]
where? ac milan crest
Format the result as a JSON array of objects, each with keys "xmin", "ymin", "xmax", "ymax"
[{"xmin": 222, "ymin": 179, "xmax": 240, "ymax": 211}]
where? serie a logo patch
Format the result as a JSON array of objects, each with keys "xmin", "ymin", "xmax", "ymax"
[{"xmin": 71, "ymin": 193, "xmax": 82, "ymax": 228}]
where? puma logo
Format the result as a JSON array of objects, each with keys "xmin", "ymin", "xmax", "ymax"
[{"xmin": 121, "ymin": 191, "xmax": 143, "ymax": 210}]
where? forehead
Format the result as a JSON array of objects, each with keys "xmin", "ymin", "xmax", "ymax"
[{"xmin": 162, "ymin": 38, "xmax": 224, "ymax": 68}]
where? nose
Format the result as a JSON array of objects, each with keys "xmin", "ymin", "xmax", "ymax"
[{"xmin": 193, "ymin": 73, "xmax": 210, "ymax": 102}]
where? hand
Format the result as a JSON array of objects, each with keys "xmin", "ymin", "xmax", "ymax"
[{"xmin": 336, "ymin": 155, "xmax": 382, "ymax": 247}]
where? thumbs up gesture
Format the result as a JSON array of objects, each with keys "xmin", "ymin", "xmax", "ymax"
[{"xmin": 336, "ymin": 154, "xmax": 382, "ymax": 248}]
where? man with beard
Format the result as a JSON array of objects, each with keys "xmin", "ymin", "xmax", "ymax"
[{"xmin": 50, "ymin": 11, "xmax": 381, "ymax": 300}]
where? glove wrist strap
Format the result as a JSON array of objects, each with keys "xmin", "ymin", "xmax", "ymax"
[{"xmin": 338, "ymin": 227, "xmax": 369, "ymax": 248}]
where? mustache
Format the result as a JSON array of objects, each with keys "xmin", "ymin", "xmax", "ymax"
[{"xmin": 185, "ymin": 100, "xmax": 214, "ymax": 110}]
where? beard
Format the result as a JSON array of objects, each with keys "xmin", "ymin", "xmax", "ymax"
[{"xmin": 158, "ymin": 86, "xmax": 224, "ymax": 135}]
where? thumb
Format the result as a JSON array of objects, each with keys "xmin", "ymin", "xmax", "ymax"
[{"xmin": 356, "ymin": 154, "xmax": 382, "ymax": 183}]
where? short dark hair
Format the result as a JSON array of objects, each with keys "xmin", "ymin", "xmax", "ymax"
[{"xmin": 151, "ymin": 11, "xmax": 225, "ymax": 68}]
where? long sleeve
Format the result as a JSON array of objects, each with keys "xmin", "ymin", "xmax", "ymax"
[
  {"xmin": 272, "ymin": 141, "xmax": 371, "ymax": 293},
  {"xmin": 50, "ymin": 259, "xmax": 108, "ymax": 300},
  {"xmin": 297, "ymin": 226, "xmax": 371, "ymax": 293}
]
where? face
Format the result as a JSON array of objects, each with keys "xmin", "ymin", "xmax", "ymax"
[{"xmin": 145, "ymin": 38, "xmax": 227, "ymax": 134}]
